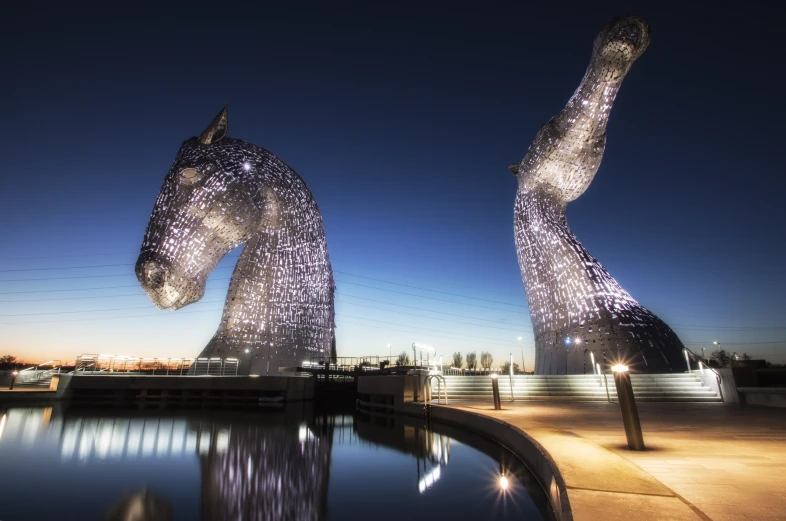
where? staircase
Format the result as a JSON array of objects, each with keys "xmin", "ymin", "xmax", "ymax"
[
  {"xmin": 12, "ymin": 369, "xmax": 56, "ymax": 389},
  {"xmin": 438, "ymin": 373, "xmax": 721, "ymax": 402}
]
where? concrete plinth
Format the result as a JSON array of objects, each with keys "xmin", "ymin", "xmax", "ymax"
[{"xmin": 1, "ymin": 374, "xmax": 314, "ymax": 407}]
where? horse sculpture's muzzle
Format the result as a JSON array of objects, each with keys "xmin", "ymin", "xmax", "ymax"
[
  {"xmin": 138, "ymin": 260, "xmax": 168, "ymax": 290},
  {"xmin": 135, "ymin": 257, "xmax": 185, "ymax": 310}
]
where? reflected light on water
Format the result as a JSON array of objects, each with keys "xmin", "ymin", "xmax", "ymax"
[{"xmin": 0, "ymin": 408, "xmax": 552, "ymax": 521}]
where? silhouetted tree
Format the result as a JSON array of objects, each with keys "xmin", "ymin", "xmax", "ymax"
[
  {"xmin": 466, "ymin": 352, "xmax": 477, "ymax": 370},
  {"xmin": 452, "ymin": 352, "xmax": 463, "ymax": 369},
  {"xmin": 396, "ymin": 351, "xmax": 410, "ymax": 366},
  {"xmin": 0, "ymin": 355, "xmax": 19, "ymax": 370},
  {"xmin": 710, "ymin": 349, "xmax": 731, "ymax": 368},
  {"xmin": 501, "ymin": 361, "xmax": 520, "ymax": 374},
  {"xmin": 480, "ymin": 351, "xmax": 493, "ymax": 370}
]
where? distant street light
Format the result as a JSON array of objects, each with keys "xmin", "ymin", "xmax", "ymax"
[{"xmin": 711, "ymin": 341, "xmax": 720, "ymax": 364}]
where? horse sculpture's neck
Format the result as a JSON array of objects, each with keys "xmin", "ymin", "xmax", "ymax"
[{"xmin": 198, "ymin": 143, "xmax": 336, "ymax": 372}]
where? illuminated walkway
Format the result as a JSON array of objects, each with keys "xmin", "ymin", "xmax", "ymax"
[{"xmin": 439, "ymin": 402, "xmax": 786, "ymax": 521}]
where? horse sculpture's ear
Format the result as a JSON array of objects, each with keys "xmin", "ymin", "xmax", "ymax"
[
  {"xmin": 199, "ymin": 107, "xmax": 229, "ymax": 145},
  {"xmin": 508, "ymin": 163, "xmax": 520, "ymax": 176}
]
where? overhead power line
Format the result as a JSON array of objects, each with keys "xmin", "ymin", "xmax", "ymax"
[
  {"xmin": 338, "ymin": 293, "xmax": 531, "ymax": 329},
  {"xmin": 334, "ymin": 271, "xmax": 526, "ymax": 308},
  {"xmin": 336, "ymin": 299, "xmax": 527, "ymax": 333},
  {"xmin": 1, "ymin": 260, "xmax": 783, "ymax": 332},
  {"xmin": 0, "ymin": 263, "xmax": 130, "ymax": 273},
  {"xmin": 336, "ymin": 319, "xmax": 529, "ymax": 348}
]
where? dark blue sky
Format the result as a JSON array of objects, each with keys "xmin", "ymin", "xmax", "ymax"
[{"xmin": 1, "ymin": 4, "xmax": 785, "ymax": 364}]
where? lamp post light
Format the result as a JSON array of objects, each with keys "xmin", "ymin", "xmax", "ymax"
[
  {"xmin": 712, "ymin": 341, "xmax": 720, "ymax": 361},
  {"xmin": 611, "ymin": 364, "xmax": 645, "ymax": 450},
  {"xmin": 517, "ymin": 336, "xmax": 526, "ymax": 374},
  {"xmin": 490, "ymin": 373, "xmax": 502, "ymax": 410}
]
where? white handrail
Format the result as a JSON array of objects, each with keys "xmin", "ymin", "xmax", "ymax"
[{"xmin": 426, "ymin": 375, "xmax": 448, "ymax": 405}]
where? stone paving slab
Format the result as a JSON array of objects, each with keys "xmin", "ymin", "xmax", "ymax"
[{"xmin": 444, "ymin": 401, "xmax": 786, "ymax": 521}]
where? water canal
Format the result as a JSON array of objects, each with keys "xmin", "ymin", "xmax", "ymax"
[{"xmin": 0, "ymin": 405, "xmax": 553, "ymax": 520}]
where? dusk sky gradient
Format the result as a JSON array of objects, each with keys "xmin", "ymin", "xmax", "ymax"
[{"xmin": 1, "ymin": 4, "xmax": 785, "ymax": 367}]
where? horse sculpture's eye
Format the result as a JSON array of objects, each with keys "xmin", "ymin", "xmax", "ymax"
[{"xmin": 179, "ymin": 167, "xmax": 202, "ymax": 185}]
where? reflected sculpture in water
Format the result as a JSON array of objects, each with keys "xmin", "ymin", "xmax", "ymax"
[
  {"xmin": 136, "ymin": 108, "xmax": 336, "ymax": 374},
  {"xmin": 103, "ymin": 489, "xmax": 173, "ymax": 521},
  {"xmin": 511, "ymin": 17, "xmax": 688, "ymax": 374},
  {"xmin": 0, "ymin": 408, "xmax": 553, "ymax": 521},
  {"xmin": 198, "ymin": 419, "xmax": 331, "ymax": 521},
  {"xmin": 1, "ymin": 407, "xmax": 331, "ymax": 521}
]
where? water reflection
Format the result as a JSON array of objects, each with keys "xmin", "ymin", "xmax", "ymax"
[
  {"xmin": 353, "ymin": 414, "xmax": 450, "ymax": 494},
  {"xmin": 0, "ymin": 407, "xmax": 551, "ymax": 521},
  {"xmin": 103, "ymin": 489, "xmax": 173, "ymax": 521},
  {"xmin": 198, "ymin": 415, "xmax": 330, "ymax": 521}
]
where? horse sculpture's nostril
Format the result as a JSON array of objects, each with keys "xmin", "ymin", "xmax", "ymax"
[
  {"xmin": 616, "ymin": 23, "xmax": 640, "ymax": 45},
  {"xmin": 143, "ymin": 262, "xmax": 167, "ymax": 289}
]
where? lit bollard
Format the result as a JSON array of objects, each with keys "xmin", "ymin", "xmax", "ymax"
[
  {"xmin": 9, "ymin": 371, "xmax": 18, "ymax": 390},
  {"xmin": 491, "ymin": 373, "xmax": 502, "ymax": 410},
  {"xmin": 612, "ymin": 364, "xmax": 645, "ymax": 450}
]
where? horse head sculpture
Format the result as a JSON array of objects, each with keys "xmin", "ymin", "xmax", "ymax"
[
  {"xmin": 512, "ymin": 17, "xmax": 687, "ymax": 374},
  {"xmin": 136, "ymin": 108, "xmax": 336, "ymax": 374}
]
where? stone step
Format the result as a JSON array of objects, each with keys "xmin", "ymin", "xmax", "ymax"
[{"xmin": 434, "ymin": 373, "xmax": 720, "ymax": 402}]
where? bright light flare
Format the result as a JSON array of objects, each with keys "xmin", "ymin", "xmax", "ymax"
[
  {"xmin": 499, "ymin": 475, "xmax": 509, "ymax": 490},
  {"xmin": 611, "ymin": 364, "xmax": 629, "ymax": 373}
]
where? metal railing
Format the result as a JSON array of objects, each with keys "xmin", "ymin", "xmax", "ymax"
[
  {"xmin": 437, "ymin": 368, "xmax": 502, "ymax": 376},
  {"xmin": 74, "ymin": 354, "xmax": 239, "ymax": 376},
  {"xmin": 426, "ymin": 375, "xmax": 448, "ymax": 405},
  {"xmin": 683, "ymin": 347, "xmax": 724, "ymax": 401}
]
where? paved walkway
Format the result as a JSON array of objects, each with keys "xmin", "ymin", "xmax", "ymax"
[{"xmin": 445, "ymin": 401, "xmax": 786, "ymax": 521}]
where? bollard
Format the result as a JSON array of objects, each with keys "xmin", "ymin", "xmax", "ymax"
[
  {"xmin": 682, "ymin": 348, "xmax": 691, "ymax": 373},
  {"xmin": 9, "ymin": 371, "xmax": 18, "ymax": 390},
  {"xmin": 611, "ymin": 364, "xmax": 645, "ymax": 450},
  {"xmin": 491, "ymin": 373, "xmax": 502, "ymax": 410}
]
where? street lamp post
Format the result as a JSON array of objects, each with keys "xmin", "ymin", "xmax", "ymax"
[
  {"xmin": 611, "ymin": 364, "xmax": 645, "ymax": 450},
  {"xmin": 490, "ymin": 373, "xmax": 502, "ymax": 410}
]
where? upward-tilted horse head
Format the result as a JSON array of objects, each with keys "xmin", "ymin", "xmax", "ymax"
[
  {"xmin": 136, "ymin": 108, "xmax": 335, "ymax": 373},
  {"xmin": 511, "ymin": 16, "xmax": 687, "ymax": 375}
]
